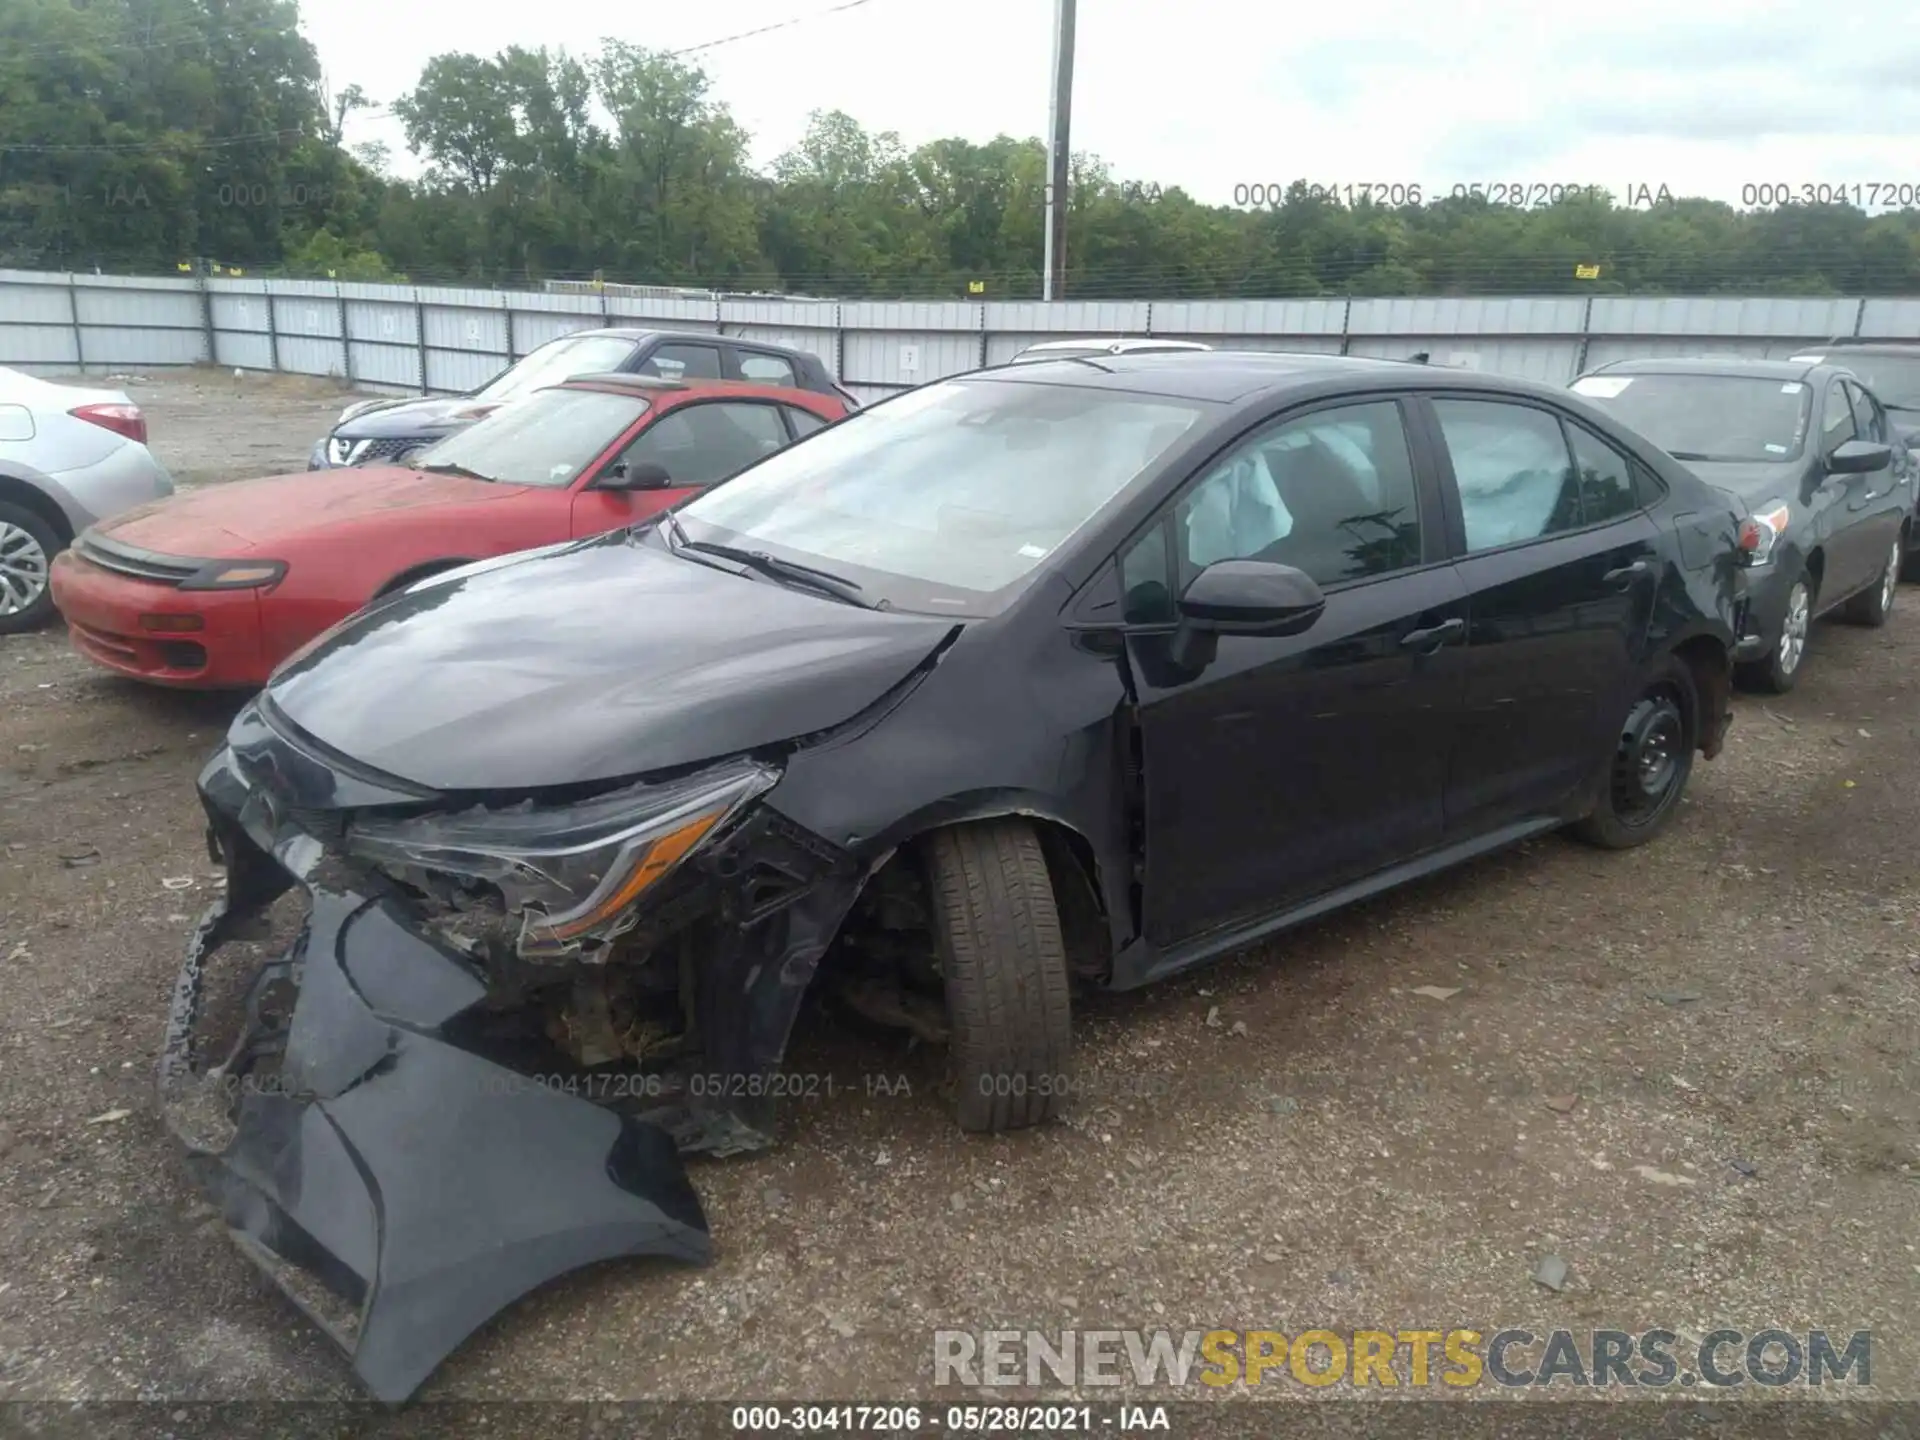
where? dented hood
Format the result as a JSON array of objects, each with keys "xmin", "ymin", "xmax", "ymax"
[{"xmin": 262, "ymin": 532, "xmax": 958, "ymax": 792}]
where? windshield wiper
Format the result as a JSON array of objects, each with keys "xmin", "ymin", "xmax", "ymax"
[
  {"xmin": 684, "ymin": 538, "xmax": 873, "ymax": 608},
  {"xmin": 654, "ymin": 511, "xmax": 876, "ymax": 607},
  {"xmin": 1663, "ymin": 451, "xmax": 1719, "ymax": 462},
  {"xmin": 415, "ymin": 461, "xmax": 499, "ymax": 483},
  {"xmin": 651, "ymin": 508, "xmax": 758, "ymax": 579}
]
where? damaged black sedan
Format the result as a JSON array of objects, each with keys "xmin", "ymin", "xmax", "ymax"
[{"xmin": 162, "ymin": 352, "xmax": 1744, "ymax": 1400}]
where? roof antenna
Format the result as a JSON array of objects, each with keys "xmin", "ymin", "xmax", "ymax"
[{"xmin": 1409, "ymin": 351, "xmax": 1430, "ymax": 364}]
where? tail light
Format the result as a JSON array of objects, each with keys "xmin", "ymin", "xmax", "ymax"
[{"xmin": 69, "ymin": 403, "xmax": 147, "ymax": 444}]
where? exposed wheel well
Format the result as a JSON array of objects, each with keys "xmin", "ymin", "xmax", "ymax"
[
  {"xmin": 1024, "ymin": 817, "xmax": 1113, "ymax": 982},
  {"xmin": 1669, "ymin": 634, "xmax": 1729, "ymax": 759},
  {"xmin": 0, "ymin": 477, "xmax": 75, "ymax": 548},
  {"xmin": 1802, "ymin": 547, "xmax": 1825, "ymax": 597},
  {"xmin": 375, "ymin": 558, "xmax": 471, "ymax": 598},
  {"xmin": 821, "ymin": 813, "xmax": 1114, "ymax": 1038}
]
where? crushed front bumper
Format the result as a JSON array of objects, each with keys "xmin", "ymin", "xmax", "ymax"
[
  {"xmin": 161, "ymin": 725, "xmax": 871, "ymax": 1401},
  {"xmin": 159, "ymin": 821, "xmax": 713, "ymax": 1403}
]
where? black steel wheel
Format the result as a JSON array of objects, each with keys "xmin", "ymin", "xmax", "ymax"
[{"xmin": 1572, "ymin": 658, "xmax": 1698, "ymax": 850}]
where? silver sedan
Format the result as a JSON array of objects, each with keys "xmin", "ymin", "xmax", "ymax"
[{"xmin": 0, "ymin": 366, "xmax": 174, "ymax": 633}]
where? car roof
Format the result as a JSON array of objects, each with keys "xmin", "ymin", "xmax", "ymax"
[
  {"xmin": 536, "ymin": 327, "xmax": 811, "ymax": 356},
  {"xmin": 557, "ymin": 374, "xmax": 829, "ymax": 404},
  {"xmin": 1788, "ymin": 341, "xmax": 1920, "ymax": 358},
  {"xmin": 1792, "ymin": 338, "xmax": 1920, "ymax": 351},
  {"xmin": 1020, "ymin": 337, "xmax": 1212, "ymax": 354},
  {"xmin": 1588, "ymin": 356, "xmax": 1824, "ymax": 383},
  {"xmin": 962, "ymin": 349, "xmax": 1563, "ymax": 405}
]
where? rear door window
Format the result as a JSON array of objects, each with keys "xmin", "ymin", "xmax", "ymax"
[
  {"xmin": 736, "ymin": 350, "xmax": 800, "ymax": 386},
  {"xmin": 640, "ymin": 343, "xmax": 724, "ymax": 381},
  {"xmin": 1564, "ymin": 422, "xmax": 1639, "ymax": 525},
  {"xmin": 783, "ymin": 405, "xmax": 828, "ymax": 438},
  {"xmin": 1430, "ymin": 399, "xmax": 1582, "ymax": 553}
]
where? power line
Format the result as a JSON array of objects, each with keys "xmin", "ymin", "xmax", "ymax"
[
  {"xmin": 662, "ymin": 0, "xmax": 884, "ymax": 58},
  {"xmin": 0, "ymin": 1, "xmax": 884, "ymax": 155}
]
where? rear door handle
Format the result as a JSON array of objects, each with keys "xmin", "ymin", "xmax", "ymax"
[
  {"xmin": 1400, "ymin": 616, "xmax": 1465, "ymax": 652},
  {"xmin": 1604, "ymin": 560, "xmax": 1650, "ymax": 587}
]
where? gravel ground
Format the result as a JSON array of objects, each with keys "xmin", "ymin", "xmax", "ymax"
[{"xmin": 0, "ymin": 371, "xmax": 1916, "ymax": 1420}]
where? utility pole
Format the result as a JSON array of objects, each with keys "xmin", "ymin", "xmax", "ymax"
[{"xmin": 1042, "ymin": 0, "xmax": 1076, "ymax": 302}]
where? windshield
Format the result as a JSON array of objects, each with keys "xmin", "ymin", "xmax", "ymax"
[
  {"xmin": 1570, "ymin": 373, "xmax": 1811, "ymax": 463},
  {"xmin": 677, "ymin": 378, "xmax": 1208, "ymax": 614},
  {"xmin": 1831, "ymin": 355, "xmax": 1920, "ymax": 410},
  {"xmin": 473, "ymin": 333, "xmax": 642, "ymax": 403},
  {"xmin": 410, "ymin": 387, "xmax": 648, "ymax": 487}
]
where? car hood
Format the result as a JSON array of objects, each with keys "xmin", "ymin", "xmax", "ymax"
[
  {"xmin": 1673, "ymin": 458, "xmax": 1804, "ymax": 503},
  {"xmin": 261, "ymin": 532, "xmax": 961, "ymax": 792},
  {"xmin": 335, "ymin": 395, "xmax": 506, "ymax": 440},
  {"xmin": 91, "ymin": 466, "xmax": 524, "ymax": 553}
]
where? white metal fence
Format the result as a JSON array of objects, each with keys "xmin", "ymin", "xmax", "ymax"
[{"xmin": 4, "ymin": 269, "xmax": 1919, "ymax": 403}]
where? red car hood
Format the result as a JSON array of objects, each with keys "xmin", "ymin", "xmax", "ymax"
[{"xmin": 93, "ymin": 466, "xmax": 525, "ymax": 555}]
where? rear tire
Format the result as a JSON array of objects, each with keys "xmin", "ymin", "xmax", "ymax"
[
  {"xmin": 0, "ymin": 500, "xmax": 62, "ymax": 635},
  {"xmin": 1843, "ymin": 535, "xmax": 1902, "ymax": 628},
  {"xmin": 1735, "ymin": 568, "xmax": 1811, "ymax": 695},
  {"xmin": 1572, "ymin": 655, "xmax": 1697, "ymax": 850},
  {"xmin": 921, "ymin": 819, "xmax": 1072, "ymax": 1133}
]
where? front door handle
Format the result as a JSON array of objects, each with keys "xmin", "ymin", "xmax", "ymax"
[
  {"xmin": 1603, "ymin": 559, "xmax": 1650, "ymax": 588},
  {"xmin": 1400, "ymin": 616, "xmax": 1465, "ymax": 652}
]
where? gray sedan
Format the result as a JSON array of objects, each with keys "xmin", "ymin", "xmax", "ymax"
[
  {"xmin": 1571, "ymin": 357, "xmax": 1913, "ymax": 692},
  {"xmin": 0, "ymin": 367, "xmax": 174, "ymax": 633}
]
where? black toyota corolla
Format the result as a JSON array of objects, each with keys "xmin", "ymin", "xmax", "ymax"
[{"xmin": 164, "ymin": 352, "xmax": 1744, "ymax": 1400}]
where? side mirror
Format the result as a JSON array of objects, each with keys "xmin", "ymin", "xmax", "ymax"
[
  {"xmin": 597, "ymin": 460, "xmax": 674, "ymax": 491},
  {"xmin": 1827, "ymin": 439, "xmax": 1892, "ymax": 475},
  {"xmin": 1176, "ymin": 559, "xmax": 1326, "ymax": 636}
]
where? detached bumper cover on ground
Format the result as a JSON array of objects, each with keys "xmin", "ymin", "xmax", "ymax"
[{"xmin": 157, "ymin": 783, "xmax": 713, "ymax": 1403}]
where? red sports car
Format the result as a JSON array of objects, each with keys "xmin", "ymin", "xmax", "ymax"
[{"xmin": 49, "ymin": 374, "xmax": 846, "ymax": 688}]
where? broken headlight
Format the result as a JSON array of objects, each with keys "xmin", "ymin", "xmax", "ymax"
[{"xmin": 341, "ymin": 757, "xmax": 779, "ymax": 956}]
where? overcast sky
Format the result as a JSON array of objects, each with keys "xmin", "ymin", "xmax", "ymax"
[{"xmin": 310, "ymin": 0, "xmax": 1920, "ymax": 211}]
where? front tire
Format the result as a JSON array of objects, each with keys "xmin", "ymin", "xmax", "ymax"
[
  {"xmin": 1843, "ymin": 535, "xmax": 1902, "ymax": 628},
  {"xmin": 921, "ymin": 819, "xmax": 1072, "ymax": 1133},
  {"xmin": 1736, "ymin": 569, "xmax": 1812, "ymax": 694},
  {"xmin": 0, "ymin": 501, "xmax": 61, "ymax": 635},
  {"xmin": 1572, "ymin": 655, "xmax": 1697, "ymax": 850}
]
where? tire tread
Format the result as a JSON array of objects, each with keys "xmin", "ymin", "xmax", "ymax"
[{"xmin": 924, "ymin": 820, "xmax": 1072, "ymax": 1132}]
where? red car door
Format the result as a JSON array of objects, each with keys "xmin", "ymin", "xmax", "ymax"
[{"xmin": 567, "ymin": 396, "xmax": 818, "ymax": 538}]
